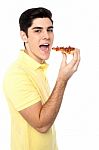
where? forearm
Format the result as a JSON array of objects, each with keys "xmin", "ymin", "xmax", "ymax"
[{"xmin": 38, "ymin": 78, "xmax": 67, "ymax": 131}]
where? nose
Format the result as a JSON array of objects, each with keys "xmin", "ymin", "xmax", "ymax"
[{"xmin": 42, "ymin": 30, "xmax": 49, "ymax": 39}]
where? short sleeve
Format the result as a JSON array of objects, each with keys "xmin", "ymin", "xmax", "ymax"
[{"xmin": 4, "ymin": 68, "xmax": 41, "ymax": 111}]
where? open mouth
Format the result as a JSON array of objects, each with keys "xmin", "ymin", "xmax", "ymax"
[{"xmin": 39, "ymin": 44, "xmax": 49, "ymax": 51}]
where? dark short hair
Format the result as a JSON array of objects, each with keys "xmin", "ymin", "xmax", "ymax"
[{"xmin": 19, "ymin": 7, "xmax": 53, "ymax": 35}]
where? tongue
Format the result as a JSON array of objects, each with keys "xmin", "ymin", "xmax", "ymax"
[{"xmin": 40, "ymin": 45, "xmax": 48, "ymax": 51}]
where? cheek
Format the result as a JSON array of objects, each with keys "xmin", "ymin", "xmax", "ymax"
[
  {"xmin": 51, "ymin": 34, "xmax": 54, "ymax": 41},
  {"xmin": 28, "ymin": 37, "xmax": 38, "ymax": 47},
  {"xmin": 51, "ymin": 36, "xmax": 54, "ymax": 44}
]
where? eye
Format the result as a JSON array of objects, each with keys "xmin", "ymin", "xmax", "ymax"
[
  {"xmin": 47, "ymin": 28, "xmax": 53, "ymax": 32},
  {"xmin": 34, "ymin": 29, "xmax": 41, "ymax": 33}
]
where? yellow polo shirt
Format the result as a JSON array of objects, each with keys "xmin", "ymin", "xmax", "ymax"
[{"xmin": 3, "ymin": 50, "xmax": 58, "ymax": 150}]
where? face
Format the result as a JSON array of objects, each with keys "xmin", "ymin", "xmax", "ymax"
[{"xmin": 20, "ymin": 18, "xmax": 54, "ymax": 63}]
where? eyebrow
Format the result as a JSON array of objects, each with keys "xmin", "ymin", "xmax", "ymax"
[{"xmin": 32, "ymin": 26, "xmax": 53, "ymax": 30}]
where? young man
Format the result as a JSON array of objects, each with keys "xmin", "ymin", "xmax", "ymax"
[{"xmin": 3, "ymin": 7, "xmax": 80, "ymax": 150}]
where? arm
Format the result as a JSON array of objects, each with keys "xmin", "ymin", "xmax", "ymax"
[{"xmin": 19, "ymin": 49, "xmax": 80, "ymax": 133}]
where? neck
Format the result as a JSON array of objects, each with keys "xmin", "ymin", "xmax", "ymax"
[{"xmin": 24, "ymin": 46, "xmax": 45, "ymax": 64}]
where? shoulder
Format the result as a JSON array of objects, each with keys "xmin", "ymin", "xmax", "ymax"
[{"xmin": 3, "ymin": 60, "xmax": 30, "ymax": 89}]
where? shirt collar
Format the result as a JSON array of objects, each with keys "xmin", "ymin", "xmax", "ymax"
[{"xmin": 19, "ymin": 49, "xmax": 48, "ymax": 70}]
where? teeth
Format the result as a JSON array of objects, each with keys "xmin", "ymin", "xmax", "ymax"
[
  {"xmin": 39, "ymin": 43, "xmax": 49, "ymax": 48},
  {"xmin": 43, "ymin": 44, "xmax": 49, "ymax": 46}
]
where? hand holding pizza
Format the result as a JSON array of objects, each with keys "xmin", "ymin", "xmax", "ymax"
[{"xmin": 55, "ymin": 46, "xmax": 80, "ymax": 81}]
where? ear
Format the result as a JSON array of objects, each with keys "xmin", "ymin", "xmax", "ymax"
[{"xmin": 20, "ymin": 31, "xmax": 28, "ymax": 42}]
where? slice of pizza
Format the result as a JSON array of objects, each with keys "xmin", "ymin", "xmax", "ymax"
[{"xmin": 52, "ymin": 46, "xmax": 75, "ymax": 54}]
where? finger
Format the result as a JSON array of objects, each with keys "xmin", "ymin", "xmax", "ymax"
[
  {"xmin": 73, "ymin": 49, "xmax": 80, "ymax": 71},
  {"xmin": 61, "ymin": 52, "xmax": 67, "ymax": 66},
  {"xmin": 68, "ymin": 49, "xmax": 78, "ymax": 68},
  {"xmin": 73, "ymin": 48, "xmax": 79, "ymax": 61}
]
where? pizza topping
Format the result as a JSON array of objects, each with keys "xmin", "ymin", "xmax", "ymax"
[{"xmin": 52, "ymin": 46, "xmax": 75, "ymax": 54}]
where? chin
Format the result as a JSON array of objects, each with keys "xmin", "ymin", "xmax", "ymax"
[{"xmin": 42, "ymin": 53, "xmax": 50, "ymax": 60}]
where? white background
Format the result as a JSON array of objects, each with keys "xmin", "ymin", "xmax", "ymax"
[{"xmin": 0, "ymin": 0, "xmax": 99, "ymax": 150}]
